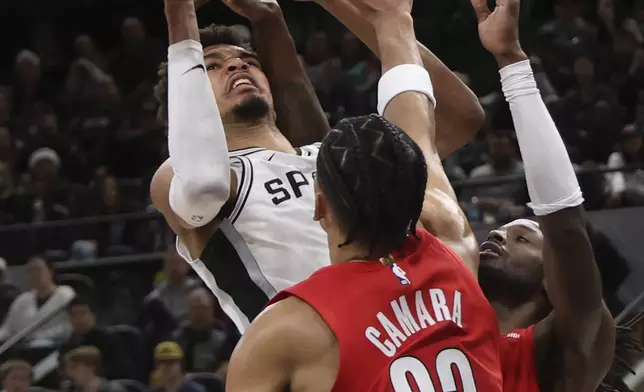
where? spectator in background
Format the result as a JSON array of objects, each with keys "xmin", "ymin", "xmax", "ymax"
[
  {"xmin": 12, "ymin": 51, "xmax": 52, "ymax": 130},
  {"xmin": 139, "ymin": 249, "xmax": 199, "ymax": 343},
  {"xmin": 0, "ymin": 162, "xmax": 18, "ymax": 224},
  {"xmin": 607, "ymin": 124, "xmax": 644, "ymax": 206},
  {"xmin": 0, "ymin": 258, "xmax": 20, "ymax": 323},
  {"xmin": 301, "ymin": 31, "xmax": 333, "ymax": 98},
  {"xmin": 151, "ymin": 342, "xmax": 204, "ymax": 392},
  {"xmin": 0, "ymin": 360, "xmax": 32, "ymax": 392},
  {"xmin": 64, "ymin": 347, "xmax": 126, "ymax": 392},
  {"xmin": 90, "ymin": 175, "xmax": 142, "ymax": 256},
  {"xmin": 74, "ymin": 35, "xmax": 107, "ymax": 72},
  {"xmin": 0, "ymin": 127, "xmax": 17, "ymax": 172},
  {"xmin": 61, "ymin": 297, "xmax": 131, "ymax": 379},
  {"xmin": 0, "ymin": 256, "xmax": 74, "ymax": 343},
  {"xmin": 110, "ymin": 17, "xmax": 163, "ymax": 98},
  {"xmin": 172, "ymin": 289, "xmax": 235, "ymax": 377},
  {"xmin": 148, "ymin": 248, "xmax": 199, "ymax": 321},
  {"xmin": 464, "ymin": 129, "xmax": 527, "ymax": 223},
  {"xmin": 539, "ymin": 0, "xmax": 595, "ymax": 53},
  {"xmin": 13, "ymin": 148, "xmax": 72, "ymax": 223}
]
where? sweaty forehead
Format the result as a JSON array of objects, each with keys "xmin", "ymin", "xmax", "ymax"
[
  {"xmin": 204, "ymin": 44, "xmax": 254, "ymax": 59},
  {"xmin": 501, "ymin": 218, "xmax": 541, "ymax": 233}
]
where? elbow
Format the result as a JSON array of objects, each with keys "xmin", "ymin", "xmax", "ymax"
[{"xmin": 461, "ymin": 100, "xmax": 485, "ymax": 143}]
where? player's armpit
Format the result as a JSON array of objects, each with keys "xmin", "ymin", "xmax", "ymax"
[
  {"xmin": 249, "ymin": 4, "xmax": 329, "ymax": 146},
  {"xmin": 226, "ymin": 297, "xmax": 335, "ymax": 392},
  {"xmin": 150, "ymin": 160, "xmax": 238, "ymax": 233}
]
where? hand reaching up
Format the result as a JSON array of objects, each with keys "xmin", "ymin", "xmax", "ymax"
[
  {"xmin": 221, "ymin": 0, "xmax": 281, "ymax": 22},
  {"xmin": 471, "ymin": 0, "xmax": 527, "ymax": 65}
]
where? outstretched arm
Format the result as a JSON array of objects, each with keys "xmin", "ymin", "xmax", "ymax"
[
  {"xmin": 150, "ymin": 0, "xmax": 236, "ymax": 234},
  {"xmin": 223, "ymin": 0, "xmax": 329, "ymax": 146},
  {"xmin": 352, "ymin": 0, "xmax": 478, "ymax": 268},
  {"xmin": 472, "ymin": 0, "xmax": 614, "ymax": 388},
  {"xmin": 311, "ymin": 0, "xmax": 484, "ymax": 158}
]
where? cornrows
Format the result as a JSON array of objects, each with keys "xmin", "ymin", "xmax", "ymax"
[{"xmin": 599, "ymin": 311, "xmax": 644, "ymax": 392}]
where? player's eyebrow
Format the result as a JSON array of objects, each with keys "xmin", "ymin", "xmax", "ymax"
[{"xmin": 204, "ymin": 50, "xmax": 258, "ymax": 62}]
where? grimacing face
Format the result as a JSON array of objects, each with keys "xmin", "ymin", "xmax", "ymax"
[
  {"xmin": 203, "ymin": 44, "xmax": 273, "ymax": 123},
  {"xmin": 478, "ymin": 219, "xmax": 545, "ymax": 304}
]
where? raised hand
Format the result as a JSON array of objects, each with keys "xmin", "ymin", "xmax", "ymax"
[
  {"xmin": 221, "ymin": 0, "xmax": 280, "ymax": 22},
  {"xmin": 471, "ymin": 0, "xmax": 526, "ymax": 64}
]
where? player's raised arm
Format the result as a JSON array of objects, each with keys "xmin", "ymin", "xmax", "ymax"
[
  {"xmin": 472, "ymin": 0, "xmax": 615, "ymax": 388},
  {"xmin": 304, "ymin": 0, "xmax": 484, "ymax": 158},
  {"xmin": 222, "ymin": 0, "xmax": 329, "ymax": 146},
  {"xmin": 345, "ymin": 0, "xmax": 478, "ymax": 268},
  {"xmin": 150, "ymin": 0, "xmax": 236, "ymax": 233}
]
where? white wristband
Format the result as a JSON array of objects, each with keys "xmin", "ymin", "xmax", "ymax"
[{"xmin": 377, "ymin": 64, "xmax": 436, "ymax": 115}]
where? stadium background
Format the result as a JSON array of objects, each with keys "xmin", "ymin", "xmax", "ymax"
[{"xmin": 1, "ymin": 0, "xmax": 644, "ymax": 390}]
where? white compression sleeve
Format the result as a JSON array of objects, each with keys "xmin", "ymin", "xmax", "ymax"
[
  {"xmin": 500, "ymin": 60, "xmax": 584, "ymax": 216},
  {"xmin": 167, "ymin": 40, "xmax": 231, "ymax": 227}
]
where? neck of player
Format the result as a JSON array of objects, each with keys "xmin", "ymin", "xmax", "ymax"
[
  {"xmin": 490, "ymin": 299, "xmax": 546, "ymax": 334},
  {"xmin": 225, "ymin": 122, "xmax": 296, "ymax": 154}
]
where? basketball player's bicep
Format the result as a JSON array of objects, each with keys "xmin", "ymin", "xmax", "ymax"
[
  {"xmin": 226, "ymin": 306, "xmax": 301, "ymax": 392},
  {"xmin": 150, "ymin": 161, "xmax": 238, "ymax": 232}
]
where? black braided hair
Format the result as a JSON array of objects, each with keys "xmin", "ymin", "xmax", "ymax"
[
  {"xmin": 598, "ymin": 311, "xmax": 644, "ymax": 392},
  {"xmin": 316, "ymin": 114, "xmax": 428, "ymax": 259},
  {"xmin": 153, "ymin": 24, "xmax": 253, "ymax": 123}
]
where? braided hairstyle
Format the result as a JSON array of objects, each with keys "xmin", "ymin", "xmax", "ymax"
[
  {"xmin": 316, "ymin": 114, "xmax": 428, "ymax": 259},
  {"xmin": 153, "ymin": 24, "xmax": 253, "ymax": 123}
]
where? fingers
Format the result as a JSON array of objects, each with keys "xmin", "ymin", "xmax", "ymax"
[
  {"xmin": 496, "ymin": 0, "xmax": 520, "ymax": 14},
  {"xmin": 471, "ymin": 0, "xmax": 491, "ymax": 22}
]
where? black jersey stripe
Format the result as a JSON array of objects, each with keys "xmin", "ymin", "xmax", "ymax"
[
  {"xmin": 200, "ymin": 219, "xmax": 277, "ymax": 322},
  {"xmin": 229, "ymin": 156, "xmax": 253, "ymax": 224},
  {"xmin": 229, "ymin": 147, "xmax": 266, "ymax": 157}
]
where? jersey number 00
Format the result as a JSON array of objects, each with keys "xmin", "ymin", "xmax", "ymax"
[{"xmin": 390, "ymin": 348, "xmax": 476, "ymax": 391}]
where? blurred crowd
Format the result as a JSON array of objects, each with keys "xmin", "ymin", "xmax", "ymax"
[
  {"xmin": 0, "ymin": 251, "xmax": 238, "ymax": 392},
  {"xmin": 0, "ymin": 0, "xmax": 644, "ymax": 389}
]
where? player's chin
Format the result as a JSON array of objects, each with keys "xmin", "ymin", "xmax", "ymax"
[{"xmin": 232, "ymin": 94, "xmax": 271, "ymax": 121}]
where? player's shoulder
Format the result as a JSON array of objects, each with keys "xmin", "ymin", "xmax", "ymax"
[{"xmin": 247, "ymin": 296, "xmax": 335, "ymax": 357}]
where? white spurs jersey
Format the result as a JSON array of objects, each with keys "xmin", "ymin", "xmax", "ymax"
[{"xmin": 176, "ymin": 143, "xmax": 330, "ymax": 333}]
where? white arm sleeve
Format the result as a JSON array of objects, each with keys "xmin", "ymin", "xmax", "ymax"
[
  {"xmin": 167, "ymin": 40, "xmax": 231, "ymax": 227},
  {"xmin": 500, "ymin": 60, "xmax": 584, "ymax": 216}
]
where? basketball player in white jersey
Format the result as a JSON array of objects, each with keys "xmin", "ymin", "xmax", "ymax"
[{"xmin": 151, "ymin": 0, "xmax": 484, "ymax": 333}]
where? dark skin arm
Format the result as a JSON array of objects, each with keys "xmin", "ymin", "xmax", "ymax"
[
  {"xmin": 222, "ymin": 0, "xmax": 330, "ymax": 146},
  {"xmin": 533, "ymin": 207, "xmax": 614, "ymax": 392},
  {"xmin": 471, "ymin": 0, "xmax": 615, "ymax": 389},
  {"xmin": 303, "ymin": 0, "xmax": 485, "ymax": 158}
]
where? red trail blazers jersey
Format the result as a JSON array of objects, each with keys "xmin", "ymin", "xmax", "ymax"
[
  {"xmin": 269, "ymin": 229, "xmax": 503, "ymax": 392},
  {"xmin": 500, "ymin": 326, "xmax": 540, "ymax": 392}
]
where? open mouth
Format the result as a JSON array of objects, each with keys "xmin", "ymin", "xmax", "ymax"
[
  {"xmin": 479, "ymin": 241, "xmax": 504, "ymax": 258},
  {"xmin": 228, "ymin": 74, "xmax": 257, "ymax": 93}
]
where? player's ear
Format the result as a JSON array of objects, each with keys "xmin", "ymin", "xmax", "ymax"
[{"xmin": 313, "ymin": 191, "xmax": 325, "ymax": 222}]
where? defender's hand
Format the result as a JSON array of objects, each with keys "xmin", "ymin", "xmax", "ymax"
[
  {"xmin": 471, "ymin": 0, "xmax": 527, "ymax": 65},
  {"xmin": 221, "ymin": 0, "xmax": 281, "ymax": 22},
  {"xmin": 320, "ymin": 0, "xmax": 413, "ymax": 21}
]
